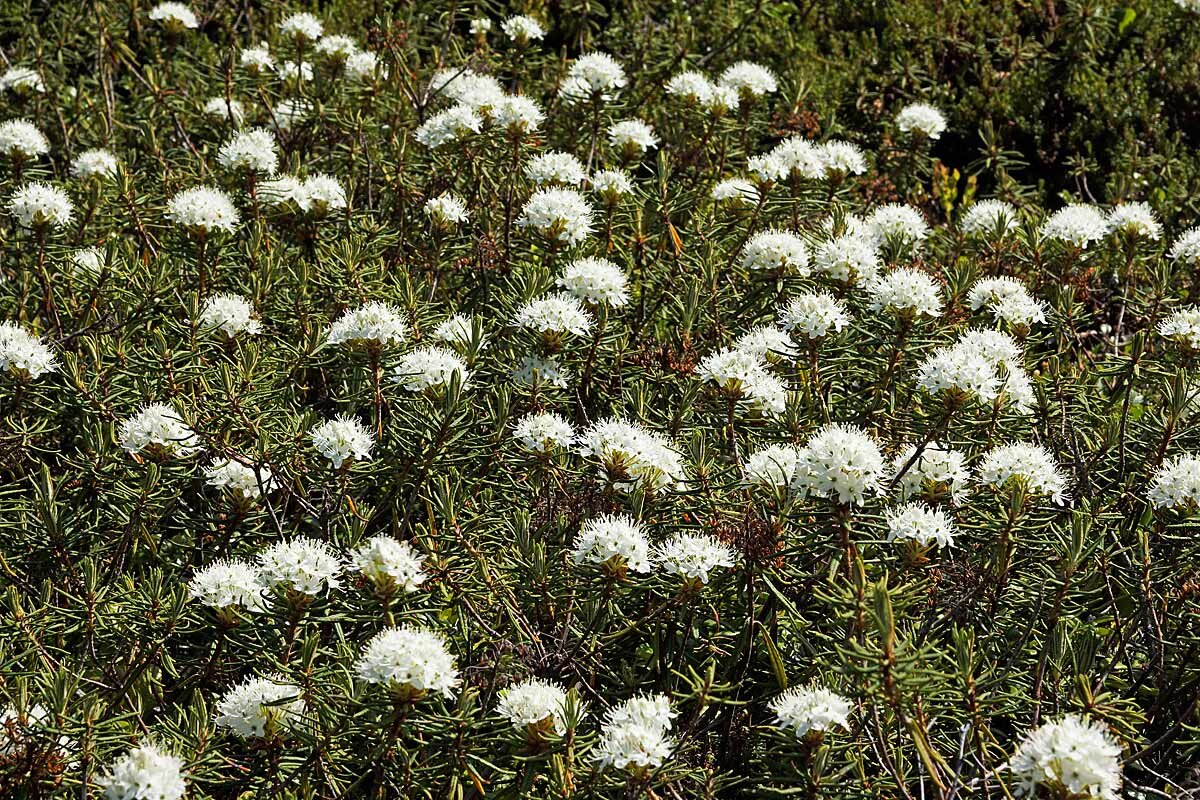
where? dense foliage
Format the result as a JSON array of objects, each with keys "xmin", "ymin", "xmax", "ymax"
[{"xmin": 2, "ymin": 1, "xmax": 1200, "ymax": 798}]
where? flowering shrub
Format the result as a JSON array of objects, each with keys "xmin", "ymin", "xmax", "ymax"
[{"xmin": 3, "ymin": 2, "xmax": 1200, "ymax": 799}]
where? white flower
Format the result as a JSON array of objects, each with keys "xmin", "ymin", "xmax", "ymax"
[
  {"xmin": 166, "ymin": 186, "xmax": 239, "ymax": 235},
  {"xmin": 8, "ymin": 182, "xmax": 73, "ymax": 229},
  {"xmin": 1148, "ymin": 454, "xmax": 1200, "ymax": 512},
  {"xmin": 525, "ymin": 151, "xmax": 587, "ymax": 186},
  {"xmin": 666, "ymin": 71, "xmax": 715, "ymax": 104},
  {"xmin": 491, "ymin": 94, "xmax": 544, "ymax": 135},
  {"xmin": 654, "ymin": 533, "xmax": 735, "ymax": 584},
  {"xmin": 280, "ymin": 12, "xmax": 323, "ymax": 42},
  {"xmin": 517, "ymin": 188, "xmax": 594, "ymax": 245},
  {"xmin": 431, "ymin": 69, "xmax": 504, "ymax": 110},
  {"xmin": 501, "ymin": 15, "xmax": 545, "ymax": 42},
  {"xmin": 514, "ymin": 293, "xmax": 594, "ymax": 339},
  {"xmin": 119, "ymin": 403, "xmax": 198, "ymax": 457},
  {"xmin": 355, "ymin": 626, "xmax": 460, "ymax": 698},
  {"xmin": 470, "ymin": 18, "xmax": 492, "ymax": 35},
  {"xmin": 344, "ymin": 50, "xmax": 382, "ymax": 81},
  {"xmin": 794, "ymin": 424, "xmax": 886, "ymax": 505},
  {"xmin": 0, "ymin": 67, "xmax": 44, "ymax": 94},
  {"xmin": 917, "ymin": 329, "xmax": 1032, "ymax": 412},
  {"xmin": 892, "ymin": 443, "xmax": 970, "ymax": 503},
  {"xmin": 71, "ymin": 148, "xmax": 119, "ymax": 180},
  {"xmin": 424, "ymin": 193, "xmax": 468, "ymax": 226},
  {"xmin": 512, "ymin": 354, "xmax": 570, "ymax": 389},
  {"xmin": 69, "ymin": 246, "xmax": 105, "ymax": 277},
  {"xmin": 575, "ymin": 418, "xmax": 687, "ymax": 492},
  {"xmin": 591, "ymin": 169, "xmax": 634, "ymax": 202},
  {"xmin": 771, "ymin": 137, "xmax": 825, "ymax": 181},
  {"xmin": 315, "ymin": 35, "xmax": 358, "ymax": 59},
  {"xmin": 199, "ymin": 293, "xmax": 262, "ymax": 337},
  {"xmin": 896, "ymin": 102, "xmax": 946, "ymax": 139},
  {"xmin": 735, "ymin": 325, "xmax": 797, "ymax": 363},
  {"xmin": 865, "ymin": 268, "xmax": 943, "ymax": 320},
  {"xmin": 205, "ymin": 459, "xmax": 275, "ymax": 499},
  {"xmin": 325, "ymin": 301, "xmax": 407, "ymax": 347},
  {"xmin": 778, "ymin": 291, "xmax": 850, "ymax": 341},
  {"xmin": 1168, "ymin": 226, "xmax": 1200, "ymax": 266},
  {"xmin": 257, "ymin": 538, "xmax": 342, "ymax": 596},
  {"xmin": 1157, "ymin": 307, "xmax": 1200, "ymax": 350},
  {"xmin": 886, "ymin": 502, "xmax": 956, "ymax": 548},
  {"xmin": 968, "ymin": 277, "xmax": 1046, "ymax": 330},
  {"xmin": 557, "ymin": 256, "xmax": 629, "ymax": 307},
  {"xmin": 820, "ymin": 140, "xmax": 868, "ymax": 177},
  {"xmin": 748, "ymin": 153, "xmax": 787, "ymax": 185},
  {"xmin": 867, "ymin": 204, "xmax": 929, "ymax": 247},
  {"xmin": 292, "ymin": 174, "xmax": 347, "ymax": 216},
  {"xmin": 272, "ymin": 99, "xmax": 309, "ymax": 131},
  {"xmin": 215, "ymin": 675, "xmax": 305, "ymax": 739},
  {"xmin": 0, "ymin": 321, "xmax": 57, "ymax": 379},
  {"xmin": 961, "ymin": 199, "xmax": 1019, "ymax": 235},
  {"xmin": 432, "ymin": 314, "xmax": 479, "ymax": 348},
  {"xmin": 712, "ymin": 178, "xmax": 758, "ymax": 207},
  {"xmin": 1041, "ymin": 205, "xmax": 1107, "ymax": 248},
  {"xmin": 741, "ymin": 229, "xmax": 810, "ymax": 274},
  {"xmin": 746, "ymin": 443, "xmax": 804, "ymax": 489},
  {"xmin": 204, "ymin": 96, "xmax": 245, "ymax": 124},
  {"xmin": 813, "ymin": 234, "xmax": 880, "ymax": 285},
  {"xmin": 218, "ymin": 128, "xmax": 277, "ymax": 174},
  {"xmin": 770, "ymin": 686, "xmax": 852, "ymax": 738},
  {"xmin": 978, "ymin": 442, "xmax": 1069, "ymax": 504},
  {"xmin": 350, "ymin": 535, "xmax": 427, "ymax": 592},
  {"xmin": 393, "ymin": 345, "xmax": 470, "ymax": 392},
  {"xmin": 148, "ymin": 2, "xmax": 198, "ymax": 29},
  {"xmin": 560, "ymin": 52, "xmax": 627, "ymax": 103},
  {"xmin": 706, "ymin": 84, "xmax": 739, "ymax": 115},
  {"xmin": 311, "ymin": 415, "xmax": 374, "ymax": 468},
  {"xmin": 698, "ymin": 347, "xmax": 786, "ymax": 416},
  {"xmin": 189, "ymin": 559, "xmax": 265, "ymax": 611},
  {"xmin": 594, "ymin": 694, "xmax": 676, "ymax": 773},
  {"xmin": 415, "ymin": 105, "xmax": 482, "ymax": 148},
  {"xmin": 278, "ymin": 60, "xmax": 314, "ymax": 83},
  {"xmin": 497, "ymin": 679, "xmax": 573, "ymax": 735},
  {"xmin": 0, "ymin": 119, "xmax": 48, "ymax": 159},
  {"xmin": 718, "ymin": 61, "xmax": 777, "ymax": 98},
  {"xmin": 239, "ymin": 43, "xmax": 274, "ymax": 74},
  {"xmin": 1106, "ymin": 201, "xmax": 1160, "ymax": 240},
  {"xmin": 608, "ymin": 120, "xmax": 658, "ymax": 155},
  {"xmin": 98, "ymin": 743, "xmax": 187, "ymax": 800},
  {"xmin": 514, "ymin": 411, "xmax": 575, "ymax": 453},
  {"xmin": 1008, "ymin": 715, "xmax": 1121, "ymax": 800}
]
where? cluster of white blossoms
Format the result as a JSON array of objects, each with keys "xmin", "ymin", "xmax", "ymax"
[
  {"xmin": 98, "ymin": 742, "xmax": 188, "ymax": 800},
  {"xmin": 188, "ymin": 559, "xmax": 266, "ymax": 612},
  {"xmin": 594, "ymin": 694, "xmax": 677, "ymax": 773},
  {"xmin": 204, "ymin": 458, "xmax": 275, "ymax": 500},
  {"xmin": 517, "ymin": 188, "xmax": 594, "ymax": 245},
  {"xmin": 1156, "ymin": 307, "xmax": 1200, "ymax": 350},
  {"xmin": 960, "ymin": 199, "xmax": 1020, "ymax": 235},
  {"xmin": 310, "ymin": 415, "xmax": 375, "ymax": 468},
  {"xmin": 119, "ymin": 403, "xmax": 199, "ymax": 457},
  {"xmin": 867, "ymin": 203, "xmax": 930, "ymax": 247},
  {"xmin": 865, "ymin": 267, "xmax": 943, "ymax": 320},
  {"xmin": 350, "ymin": 535, "xmax": 427, "ymax": 593},
  {"xmin": 978, "ymin": 442, "xmax": 1069, "ymax": 504},
  {"xmin": 1169, "ymin": 225, "xmax": 1200, "ymax": 265},
  {"xmin": 1007, "ymin": 715, "xmax": 1122, "ymax": 800},
  {"xmin": 918, "ymin": 329, "xmax": 1034, "ymax": 412},
  {"xmin": 812, "ymin": 234, "xmax": 881, "ymax": 285},
  {"xmin": 424, "ymin": 193, "xmax": 468, "ymax": 227},
  {"xmin": 525, "ymin": 151, "xmax": 587, "ymax": 186},
  {"xmin": 325, "ymin": 301, "xmax": 408, "ymax": 347},
  {"xmin": 149, "ymin": 2, "xmax": 198, "ymax": 30},
  {"xmin": 0, "ymin": 66, "xmax": 45, "ymax": 94},
  {"xmin": 393, "ymin": 345, "xmax": 470, "ymax": 392},
  {"xmin": 575, "ymin": 417, "xmax": 688, "ymax": 492},
  {"xmin": 500, "ymin": 14, "xmax": 545, "ymax": 43},
  {"xmin": 513, "ymin": 410, "xmax": 575, "ymax": 453},
  {"xmin": 718, "ymin": 61, "xmax": 778, "ymax": 99},
  {"xmin": 215, "ymin": 675, "xmax": 306, "ymax": 739},
  {"xmin": 793, "ymin": 424, "xmax": 887, "ymax": 505},
  {"xmin": 433, "ymin": 314, "xmax": 480, "ymax": 349},
  {"xmin": 71, "ymin": 148, "xmax": 119, "ymax": 180},
  {"xmin": 967, "ymin": 277, "xmax": 1047, "ymax": 330},
  {"xmin": 1147, "ymin": 454, "xmax": 1200, "ymax": 512},
  {"xmin": 218, "ymin": 127, "xmax": 278, "ymax": 174},
  {"xmin": 166, "ymin": 186, "xmax": 240, "ymax": 235},
  {"xmin": 741, "ymin": 229, "xmax": 810, "ymax": 273},
  {"xmin": 712, "ymin": 177, "xmax": 758, "ymax": 206},
  {"xmin": 654, "ymin": 533, "xmax": 737, "ymax": 585},
  {"xmin": 0, "ymin": 321, "xmax": 57, "ymax": 379},
  {"xmin": 0, "ymin": 118, "xmax": 49, "ymax": 159},
  {"xmin": 892, "ymin": 443, "xmax": 971, "ymax": 504},
  {"xmin": 8, "ymin": 182, "xmax": 74, "ymax": 229},
  {"xmin": 895, "ymin": 102, "xmax": 947, "ymax": 140},
  {"xmin": 514, "ymin": 293, "xmax": 594, "ymax": 340},
  {"xmin": 556, "ymin": 256, "xmax": 630, "ymax": 307},
  {"xmin": 698, "ymin": 346, "xmax": 787, "ymax": 416},
  {"xmin": 608, "ymin": 119, "xmax": 658, "ymax": 157},
  {"xmin": 258, "ymin": 173, "xmax": 347, "ymax": 216},
  {"xmin": 770, "ymin": 685, "xmax": 853, "ymax": 738},
  {"xmin": 416, "ymin": 105, "xmax": 484, "ymax": 149},
  {"xmin": 1040, "ymin": 204, "xmax": 1108, "ymax": 248},
  {"xmin": 497, "ymin": 678, "xmax": 573, "ymax": 737},
  {"xmin": 745, "ymin": 443, "xmax": 805, "ymax": 490},
  {"xmin": 1106, "ymin": 201, "xmax": 1161, "ymax": 240},
  {"xmin": 572, "ymin": 514, "xmax": 653, "ymax": 575},
  {"xmin": 257, "ymin": 538, "xmax": 343, "ymax": 597},
  {"xmin": 886, "ymin": 502, "xmax": 957, "ymax": 548},
  {"xmin": 355, "ymin": 626, "xmax": 460, "ymax": 699},
  {"xmin": 559, "ymin": 52, "xmax": 627, "ymax": 103},
  {"xmin": 199, "ymin": 293, "xmax": 262, "ymax": 337}
]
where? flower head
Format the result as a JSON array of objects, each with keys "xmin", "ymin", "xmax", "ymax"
[
  {"xmin": 218, "ymin": 127, "xmax": 278, "ymax": 174},
  {"xmin": 560, "ymin": 52, "xmax": 626, "ymax": 103},
  {"xmin": 896, "ymin": 102, "xmax": 946, "ymax": 139},
  {"xmin": 0, "ymin": 67, "xmax": 44, "ymax": 95},
  {"xmin": 497, "ymin": 679, "xmax": 574, "ymax": 737},
  {"xmin": 813, "ymin": 234, "xmax": 880, "ymax": 285},
  {"xmin": 350, "ymin": 535, "xmax": 427, "ymax": 592},
  {"xmin": 968, "ymin": 277, "xmax": 1046, "ymax": 331},
  {"xmin": 0, "ymin": 321, "xmax": 57, "ymax": 379},
  {"xmin": 0, "ymin": 119, "xmax": 48, "ymax": 160},
  {"xmin": 820, "ymin": 140, "xmax": 868, "ymax": 177},
  {"xmin": 204, "ymin": 96, "xmax": 245, "ymax": 124},
  {"xmin": 188, "ymin": 559, "xmax": 265, "ymax": 612},
  {"xmin": 712, "ymin": 178, "xmax": 758, "ymax": 208},
  {"xmin": 311, "ymin": 415, "xmax": 374, "ymax": 468},
  {"xmin": 424, "ymin": 193, "xmax": 468, "ymax": 227},
  {"xmin": 356, "ymin": 626, "xmax": 460, "ymax": 699},
  {"xmin": 513, "ymin": 411, "xmax": 575, "ymax": 454},
  {"xmin": 1041, "ymin": 205, "xmax": 1107, "ymax": 248},
  {"xmin": 608, "ymin": 119, "xmax": 658, "ymax": 157},
  {"xmin": 741, "ymin": 229, "xmax": 810, "ymax": 274},
  {"xmin": 71, "ymin": 148, "xmax": 119, "ymax": 180},
  {"xmin": 517, "ymin": 188, "xmax": 593, "ymax": 245},
  {"xmin": 1148, "ymin": 454, "xmax": 1200, "ymax": 513},
  {"xmin": 501, "ymin": 15, "xmax": 545, "ymax": 43},
  {"xmin": 594, "ymin": 694, "xmax": 676, "ymax": 773},
  {"xmin": 654, "ymin": 533, "xmax": 735, "ymax": 585},
  {"xmin": 392, "ymin": 345, "xmax": 470, "ymax": 392},
  {"xmin": 514, "ymin": 293, "xmax": 594, "ymax": 340},
  {"xmin": 280, "ymin": 12, "xmax": 323, "ymax": 42},
  {"xmin": 978, "ymin": 442, "xmax": 1069, "ymax": 504},
  {"xmin": 575, "ymin": 418, "xmax": 687, "ymax": 492},
  {"xmin": 557, "ymin": 256, "xmax": 629, "ymax": 307},
  {"xmin": 325, "ymin": 302, "xmax": 407, "ymax": 347},
  {"xmin": 1007, "ymin": 715, "xmax": 1121, "ymax": 800},
  {"xmin": 892, "ymin": 443, "xmax": 970, "ymax": 504},
  {"xmin": 119, "ymin": 403, "xmax": 199, "ymax": 457},
  {"xmin": 867, "ymin": 204, "xmax": 929, "ymax": 248},
  {"xmin": 770, "ymin": 686, "xmax": 852, "ymax": 738},
  {"xmin": 9, "ymin": 182, "xmax": 73, "ymax": 230},
  {"xmin": 718, "ymin": 61, "xmax": 777, "ymax": 98},
  {"xmin": 200, "ymin": 293, "xmax": 262, "ymax": 337},
  {"xmin": 491, "ymin": 94, "xmax": 544, "ymax": 135},
  {"xmin": 166, "ymin": 186, "xmax": 239, "ymax": 236},
  {"xmin": 215, "ymin": 675, "xmax": 305, "ymax": 739},
  {"xmin": 1106, "ymin": 202, "xmax": 1161, "ymax": 240},
  {"xmin": 572, "ymin": 514, "xmax": 653, "ymax": 575},
  {"xmin": 770, "ymin": 137, "xmax": 825, "ymax": 181},
  {"xmin": 257, "ymin": 538, "xmax": 342, "ymax": 596},
  {"xmin": 746, "ymin": 443, "xmax": 804, "ymax": 490},
  {"xmin": 415, "ymin": 105, "xmax": 482, "ymax": 149},
  {"xmin": 778, "ymin": 291, "xmax": 851, "ymax": 341},
  {"xmin": 793, "ymin": 424, "xmax": 886, "ymax": 505},
  {"xmin": 525, "ymin": 151, "xmax": 587, "ymax": 187},
  {"xmin": 205, "ymin": 458, "xmax": 275, "ymax": 499},
  {"xmin": 148, "ymin": 2, "xmax": 198, "ymax": 30},
  {"xmin": 961, "ymin": 199, "xmax": 1019, "ymax": 236},
  {"xmin": 591, "ymin": 170, "xmax": 634, "ymax": 204},
  {"xmin": 886, "ymin": 502, "xmax": 956, "ymax": 548},
  {"xmin": 865, "ymin": 268, "xmax": 943, "ymax": 320},
  {"xmin": 1158, "ymin": 307, "xmax": 1200, "ymax": 351},
  {"xmin": 1168, "ymin": 226, "xmax": 1200, "ymax": 266},
  {"xmin": 98, "ymin": 743, "xmax": 187, "ymax": 800}
]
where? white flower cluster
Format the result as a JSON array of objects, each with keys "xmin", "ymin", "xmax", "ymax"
[
  {"xmin": 1041, "ymin": 204, "xmax": 1107, "ymax": 248},
  {"xmin": 770, "ymin": 685, "xmax": 852, "ymax": 738},
  {"xmin": 895, "ymin": 102, "xmax": 946, "ymax": 139},
  {"xmin": 741, "ymin": 229, "xmax": 810, "ymax": 273},
  {"xmin": 1157, "ymin": 307, "xmax": 1200, "ymax": 350},
  {"xmin": 560, "ymin": 52, "xmax": 627, "ymax": 104},
  {"xmin": 98, "ymin": 743, "xmax": 188, "ymax": 800},
  {"xmin": 978, "ymin": 442, "xmax": 1069, "ymax": 504},
  {"xmin": 886, "ymin": 502, "xmax": 957, "ymax": 548},
  {"xmin": 9, "ymin": 182, "xmax": 74, "ymax": 229},
  {"xmin": 393, "ymin": 345, "xmax": 470, "ymax": 392},
  {"xmin": 1148, "ymin": 454, "xmax": 1200, "ymax": 512},
  {"xmin": 497, "ymin": 678, "xmax": 573, "ymax": 736},
  {"xmin": 311, "ymin": 415, "xmax": 374, "ymax": 468},
  {"xmin": 355, "ymin": 626, "xmax": 460, "ymax": 699},
  {"xmin": 350, "ymin": 535, "xmax": 427, "ymax": 592},
  {"xmin": 654, "ymin": 533, "xmax": 736, "ymax": 585},
  {"xmin": 698, "ymin": 346, "xmax": 786, "ymax": 416},
  {"xmin": 205, "ymin": 459, "xmax": 275, "ymax": 499},
  {"xmin": 1007, "ymin": 715, "xmax": 1121, "ymax": 800},
  {"xmin": 119, "ymin": 403, "xmax": 199, "ymax": 457},
  {"xmin": 514, "ymin": 293, "xmax": 594, "ymax": 339},
  {"xmin": 525, "ymin": 151, "xmax": 587, "ymax": 186},
  {"xmin": 215, "ymin": 675, "xmax": 305, "ymax": 739},
  {"xmin": 325, "ymin": 302, "xmax": 407, "ymax": 347},
  {"xmin": 967, "ymin": 277, "xmax": 1047, "ymax": 330},
  {"xmin": 865, "ymin": 267, "xmax": 943, "ymax": 320},
  {"xmin": 961, "ymin": 199, "xmax": 1020, "ymax": 235},
  {"xmin": 556, "ymin": 256, "xmax": 629, "ymax": 307},
  {"xmin": 0, "ymin": 321, "xmax": 57, "ymax": 379},
  {"xmin": 593, "ymin": 694, "xmax": 676, "ymax": 773},
  {"xmin": 575, "ymin": 418, "xmax": 687, "ymax": 492},
  {"xmin": 257, "ymin": 538, "xmax": 343, "ymax": 596},
  {"xmin": 188, "ymin": 559, "xmax": 266, "ymax": 612},
  {"xmin": 0, "ymin": 119, "xmax": 48, "ymax": 159},
  {"xmin": 917, "ymin": 329, "xmax": 1034, "ymax": 412},
  {"xmin": 199, "ymin": 293, "xmax": 262, "ymax": 337},
  {"xmin": 513, "ymin": 411, "xmax": 575, "ymax": 453},
  {"xmin": 892, "ymin": 443, "xmax": 971, "ymax": 503},
  {"xmin": 517, "ymin": 188, "xmax": 594, "ymax": 245},
  {"xmin": 572, "ymin": 514, "xmax": 653, "ymax": 575},
  {"xmin": 793, "ymin": 424, "xmax": 886, "ymax": 505},
  {"xmin": 166, "ymin": 186, "xmax": 240, "ymax": 235}
]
